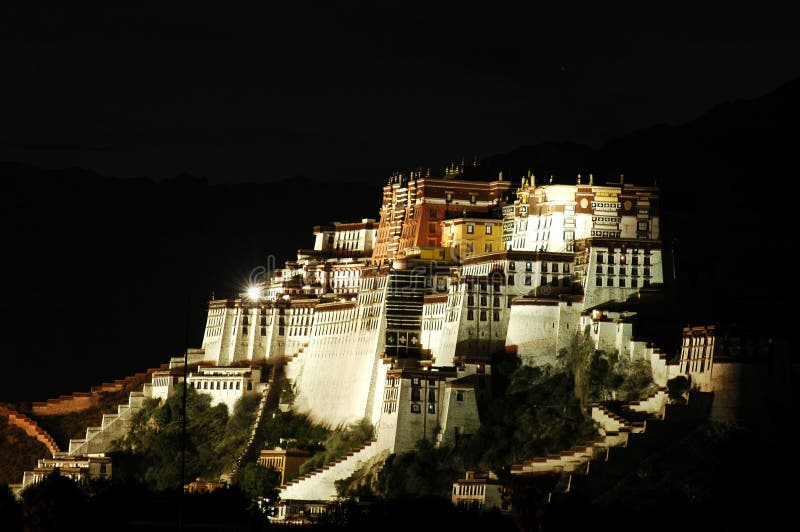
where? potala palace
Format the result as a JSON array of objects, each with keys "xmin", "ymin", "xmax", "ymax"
[{"xmin": 10, "ymin": 169, "xmax": 785, "ymax": 520}]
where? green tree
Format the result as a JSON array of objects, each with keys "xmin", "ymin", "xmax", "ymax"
[
  {"xmin": 0, "ymin": 484, "xmax": 21, "ymax": 532},
  {"xmin": 559, "ymin": 327, "xmax": 597, "ymax": 413},
  {"xmin": 20, "ymin": 471, "xmax": 88, "ymax": 531},
  {"xmin": 298, "ymin": 418, "xmax": 373, "ymax": 475},
  {"xmin": 237, "ymin": 462, "xmax": 280, "ymax": 500}
]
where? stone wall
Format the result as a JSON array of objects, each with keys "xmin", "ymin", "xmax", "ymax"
[{"xmin": 0, "ymin": 406, "xmax": 59, "ymax": 455}]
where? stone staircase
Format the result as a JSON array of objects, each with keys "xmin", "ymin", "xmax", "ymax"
[
  {"xmin": 279, "ymin": 439, "xmax": 382, "ymax": 502},
  {"xmin": 552, "ymin": 391, "xmax": 712, "ymax": 505},
  {"xmin": 67, "ymin": 388, "xmax": 150, "ymax": 456},
  {"xmin": 512, "ymin": 388, "xmax": 712, "ymax": 506},
  {"xmin": 511, "ymin": 387, "xmax": 668, "ymax": 477},
  {"xmin": 227, "ymin": 365, "xmax": 282, "ymax": 482}
]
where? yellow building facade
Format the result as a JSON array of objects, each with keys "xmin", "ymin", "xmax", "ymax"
[{"xmin": 440, "ymin": 217, "xmax": 504, "ymax": 260}]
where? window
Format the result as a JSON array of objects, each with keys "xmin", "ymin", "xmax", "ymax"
[
  {"xmin": 509, "ymin": 262, "xmax": 516, "ymax": 271},
  {"xmin": 596, "ymin": 265, "xmax": 603, "ymax": 274},
  {"xmin": 597, "ymin": 253, "xmax": 604, "ymax": 264},
  {"xmin": 428, "ymin": 389, "xmax": 436, "ymax": 402},
  {"xmin": 223, "ymin": 382, "xmax": 227, "ymax": 390},
  {"xmin": 562, "ymin": 276, "xmax": 570, "ymax": 287},
  {"xmin": 493, "ymin": 310, "xmax": 500, "ymax": 321},
  {"xmin": 203, "ymin": 381, "xmax": 208, "ymax": 389},
  {"xmin": 540, "ymin": 276, "xmax": 548, "ymax": 286},
  {"xmin": 631, "ymin": 278, "xmax": 638, "ymax": 288},
  {"xmin": 551, "ymin": 276, "xmax": 558, "ymax": 287},
  {"xmin": 411, "ymin": 403, "xmax": 421, "ymax": 414},
  {"xmin": 480, "ymin": 295, "xmax": 487, "ymax": 306},
  {"xmin": 508, "ymin": 274, "xmax": 515, "ymax": 285},
  {"xmin": 632, "ymin": 256, "xmax": 639, "ymax": 265},
  {"xmin": 430, "ymin": 208, "xmax": 438, "ymax": 219},
  {"xmin": 412, "ymin": 389, "xmax": 421, "ymax": 401},
  {"xmin": 643, "ymin": 279, "xmax": 651, "ymax": 287},
  {"xmin": 428, "ymin": 403, "xmax": 436, "ymax": 414},
  {"xmin": 608, "ymin": 266, "xmax": 614, "ymax": 275},
  {"xmin": 493, "ymin": 296, "xmax": 500, "ymax": 307},
  {"xmin": 484, "ymin": 242, "xmax": 492, "ymax": 253},
  {"xmin": 261, "ymin": 327, "xmax": 266, "ymax": 336},
  {"xmin": 638, "ymin": 221, "xmax": 649, "ymax": 231},
  {"xmin": 236, "ymin": 381, "xmax": 241, "ymax": 389},
  {"xmin": 563, "ymin": 264, "xmax": 570, "ymax": 273},
  {"xmin": 279, "ymin": 327, "xmax": 284, "ymax": 336},
  {"xmin": 485, "ymin": 224, "xmax": 492, "ymax": 235},
  {"xmin": 607, "ymin": 277, "xmax": 614, "ymax": 286},
  {"xmin": 216, "ymin": 382, "xmax": 221, "ymax": 389},
  {"xmin": 412, "ymin": 377, "xmax": 420, "ymax": 386},
  {"xmin": 525, "ymin": 275, "xmax": 532, "ymax": 286},
  {"xmin": 467, "ymin": 224, "xmax": 474, "ymax": 234},
  {"xmin": 608, "ymin": 255, "xmax": 615, "ymax": 265},
  {"xmin": 619, "ymin": 267, "xmax": 626, "ymax": 275},
  {"xmin": 470, "ymin": 194, "xmax": 477, "ymax": 204},
  {"xmin": 525, "ymin": 261, "xmax": 533, "ymax": 272},
  {"xmin": 480, "ymin": 310, "xmax": 487, "ymax": 321},
  {"xmin": 552, "ymin": 263, "xmax": 559, "ymax": 273},
  {"xmin": 644, "ymin": 267, "xmax": 651, "ymax": 276},
  {"xmin": 632, "ymin": 268, "xmax": 639, "ymax": 276},
  {"xmin": 456, "ymin": 391, "xmax": 464, "ymax": 402},
  {"xmin": 596, "ymin": 277, "xmax": 602, "ymax": 286},
  {"xmin": 644, "ymin": 257, "xmax": 651, "ymax": 266},
  {"xmin": 468, "ymin": 295, "xmax": 475, "ymax": 306},
  {"xmin": 428, "ymin": 378, "xmax": 436, "ymax": 386},
  {"xmin": 429, "ymin": 223, "xmax": 437, "ymax": 233},
  {"xmin": 619, "ymin": 278, "xmax": 626, "ymax": 287},
  {"xmin": 467, "ymin": 309, "xmax": 474, "ymax": 320}
]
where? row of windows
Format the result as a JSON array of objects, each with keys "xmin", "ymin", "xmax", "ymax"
[
  {"xmin": 597, "ymin": 253, "xmax": 651, "ymax": 265},
  {"xmin": 464, "ymin": 224, "xmax": 494, "ymax": 235},
  {"xmin": 190, "ymin": 380, "xmax": 252, "ymax": 391},
  {"xmin": 507, "ymin": 274, "xmax": 570, "ymax": 287},
  {"xmin": 410, "ymin": 403, "xmax": 436, "ymax": 414},
  {"xmin": 595, "ymin": 266, "xmax": 651, "ymax": 276},
  {"xmin": 454, "ymin": 484, "xmax": 485, "ymax": 496},
  {"xmin": 467, "ymin": 295, "xmax": 503, "ymax": 307},
  {"xmin": 594, "ymin": 277, "xmax": 650, "ymax": 288},
  {"xmin": 466, "ymin": 310, "xmax": 502, "ymax": 321}
]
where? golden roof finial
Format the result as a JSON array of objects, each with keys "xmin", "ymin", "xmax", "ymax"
[
  {"xmin": 577, "ymin": 173, "xmax": 582, "ymax": 185},
  {"xmin": 589, "ymin": 173, "xmax": 594, "ymax": 186}
]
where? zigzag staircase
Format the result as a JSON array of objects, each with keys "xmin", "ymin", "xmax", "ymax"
[{"xmin": 511, "ymin": 388, "xmax": 712, "ymax": 505}]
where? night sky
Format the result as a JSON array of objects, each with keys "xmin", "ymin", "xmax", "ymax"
[
  {"xmin": 4, "ymin": 5, "xmax": 800, "ymax": 402},
  {"xmin": 3, "ymin": 4, "xmax": 799, "ymax": 184}
]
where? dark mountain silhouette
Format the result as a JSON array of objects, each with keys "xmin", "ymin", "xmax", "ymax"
[
  {"xmin": 7, "ymin": 77, "xmax": 798, "ymax": 401},
  {"xmin": 8, "ymin": 164, "xmax": 381, "ymax": 401}
]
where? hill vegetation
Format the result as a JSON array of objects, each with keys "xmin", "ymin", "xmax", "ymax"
[
  {"xmin": 0, "ymin": 417, "xmax": 50, "ymax": 485},
  {"xmin": 338, "ymin": 331, "xmax": 656, "ymax": 500}
]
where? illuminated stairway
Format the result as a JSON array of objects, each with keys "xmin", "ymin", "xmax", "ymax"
[{"xmin": 279, "ymin": 439, "xmax": 382, "ymax": 502}]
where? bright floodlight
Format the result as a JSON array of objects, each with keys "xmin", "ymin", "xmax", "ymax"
[{"xmin": 247, "ymin": 286, "xmax": 262, "ymax": 300}]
